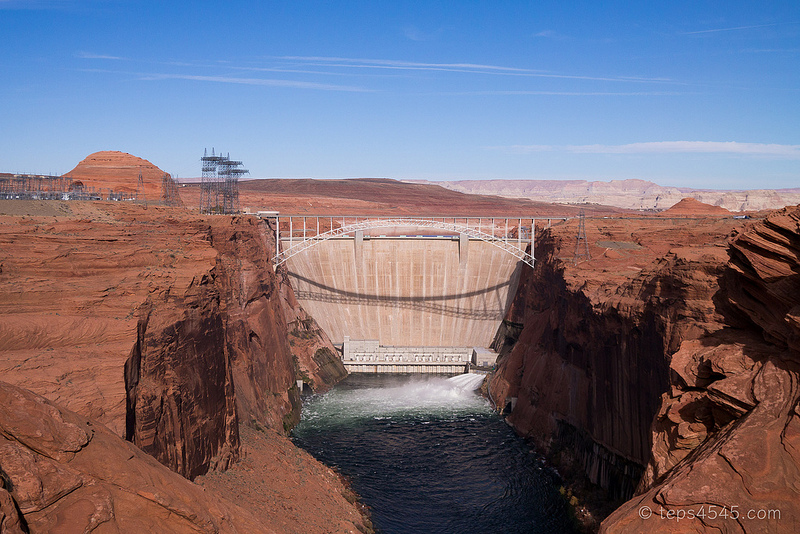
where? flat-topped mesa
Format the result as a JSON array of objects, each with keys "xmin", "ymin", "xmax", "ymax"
[{"xmin": 418, "ymin": 178, "xmax": 800, "ymax": 212}]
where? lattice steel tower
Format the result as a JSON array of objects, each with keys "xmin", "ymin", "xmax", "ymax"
[
  {"xmin": 199, "ymin": 148, "xmax": 247, "ymax": 214},
  {"xmin": 574, "ymin": 209, "xmax": 591, "ymax": 264}
]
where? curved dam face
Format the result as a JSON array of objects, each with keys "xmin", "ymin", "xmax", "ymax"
[{"xmin": 284, "ymin": 236, "xmax": 523, "ymax": 348}]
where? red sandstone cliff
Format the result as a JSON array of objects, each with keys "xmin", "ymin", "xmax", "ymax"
[
  {"xmin": 602, "ymin": 205, "xmax": 800, "ymax": 533},
  {"xmin": 489, "ymin": 205, "xmax": 800, "ymax": 532},
  {"xmin": 0, "ymin": 201, "xmax": 360, "ymax": 532},
  {"xmin": 489, "ymin": 212, "xmax": 746, "ymax": 519}
]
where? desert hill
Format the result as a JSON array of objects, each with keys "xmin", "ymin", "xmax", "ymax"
[
  {"xmin": 64, "ymin": 150, "xmax": 168, "ymax": 201},
  {"xmin": 657, "ymin": 197, "xmax": 732, "ymax": 216},
  {"xmin": 411, "ymin": 178, "xmax": 800, "ymax": 212}
]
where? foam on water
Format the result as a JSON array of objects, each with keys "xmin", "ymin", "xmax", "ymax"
[
  {"xmin": 299, "ymin": 373, "xmax": 490, "ymax": 428},
  {"xmin": 291, "ymin": 373, "xmax": 578, "ymax": 533}
]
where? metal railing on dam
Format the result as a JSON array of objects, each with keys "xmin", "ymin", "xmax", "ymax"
[{"xmin": 253, "ymin": 213, "xmax": 573, "ymax": 268}]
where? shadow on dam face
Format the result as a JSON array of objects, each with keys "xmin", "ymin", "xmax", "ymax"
[
  {"xmin": 284, "ymin": 238, "xmax": 524, "ymax": 347},
  {"xmin": 288, "ymin": 271, "xmax": 510, "ymax": 320}
]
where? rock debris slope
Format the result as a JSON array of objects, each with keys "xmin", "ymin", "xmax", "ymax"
[{"xmin": 0, "ymin": 380, "xmax": 266, "ymax": 533}]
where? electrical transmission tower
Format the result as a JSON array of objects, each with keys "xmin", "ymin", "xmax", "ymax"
[
  {"xmin": 161, "ymin": 173, "xmax": 181, "ymax": 206},
  {"xmin": 574, "ymin": 209, "xmax": 591, "ymax": 264},
  {"xmin": 136, "ymin": 171, "xmax": 147, "ymax": 206},
  {"xmin": 200, "ymin": 148, "xmax": 247, "ymax": 214}
]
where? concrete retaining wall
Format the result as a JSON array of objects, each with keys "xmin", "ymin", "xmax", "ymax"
[{"xmin": 284, "ymin": 236, "xmax": 523, "ymax": 347}]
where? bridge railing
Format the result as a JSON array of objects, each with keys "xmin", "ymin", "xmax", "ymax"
[{"xmin": 263, "ymin": 215, "xmax": 569, "ymax": 268}]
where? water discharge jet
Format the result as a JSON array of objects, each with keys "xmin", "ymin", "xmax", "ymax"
[{"xmin": 447, "ymin": 372, "xmax": 487, "ymax": 391}]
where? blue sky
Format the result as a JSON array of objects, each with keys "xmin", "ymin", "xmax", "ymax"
[{"xmin": 1, "ymin": 1, "xmax": 798, "ymax": 189}]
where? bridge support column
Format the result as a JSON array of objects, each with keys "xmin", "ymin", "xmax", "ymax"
[
  {"xmin": 459, "ymin": 232, "xmax": 469, "ymax": 266},
  {"xmin": 354, "ymin": 229, "xmax": 363, "ymax": 264}
]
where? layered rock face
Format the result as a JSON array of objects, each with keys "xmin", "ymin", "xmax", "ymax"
[
  {"xmin": 419, "ymin": 178, "xmax": 800, "ymax": 212},
  {"xmin": 488, "ymin": 204, "xmax": 800, "ymax": 532},
  {"xmin": 489, "ymin": 214, "xmax": 745, "ymax": 502},
  {"xmin": 603, "ymin": 205, "xmax": 800, "ymax": 533},
  {"xmin": 0, "ymin": 201, "xmax": 357, "ymax": 531},
  {"xmin": 0, "ymin": 380, "xmax": 264, "ymax": 534}
]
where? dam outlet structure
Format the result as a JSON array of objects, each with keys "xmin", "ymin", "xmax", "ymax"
[{"xmin": 267, "ymin": 214, "xmax": 558, "ymax": 373}]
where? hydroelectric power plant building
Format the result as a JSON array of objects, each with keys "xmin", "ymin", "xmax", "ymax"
[{"xmin": 342, "ymin": 338, "xmax": 474, "ymax": 374}]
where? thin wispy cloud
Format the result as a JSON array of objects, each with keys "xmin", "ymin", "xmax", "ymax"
[
  {"xmin": 76, "ymin": 52, "xmax": 124, "ymax": 60},
  {"xmin": 0, "ymin": 0, "xmax": 59, "ymax": 8},
  {"xmin": 278, "ymin": 55, "xmax": 535, "ymax": 74},
  {"xmin": 139, "ymin": 72, "xmax": 372, "ymax": 92},
  {"xmin": 0, "ymin": 0, "xmax": 93, "ymax": 9},
  {"xmin": 276, "ymin": 55, "xmax": 679, "ymax": 84},
  {"xmin": 683, "ymin": 21, "xmax": 800, "ymax": 35},
  {"xmin": 77, "ymin": 67, "xmax": 372, "ymax": 92},
  {"xmin": 494, "ymin": 141, "xmax": 800, "ymax": 158},
  {"xmin": 742, "ymin": 48, "xmax": 800, "ymax": 54},
  {"xmin": 77, "ymin": 53, "xmax": 682, "ymax": 88},
  {"xmin": 533, "ymin": 30, "xmax": 568, "ymax": 39},
  {"xmin": 402, "ymin": 25, "xmax": 444, "ymax": 42},
  {"xmin": 449, "ymin": 90, "xmax": 690, "ymax": 96}
]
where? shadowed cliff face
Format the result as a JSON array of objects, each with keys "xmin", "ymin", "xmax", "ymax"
[
  {"xmin": 490, "ymin": 218, "xmax": 738, "ymax": 504},
  {"xmin": 603, "ymin": 205, "xmax": 800, "ymax": 533},
  {"xmin": 0, "ymin": 202, "xmax": 355, "ymax": 531},
  {"xmin": 124, "ymin": 274, "xmax": 240, "ymax": 479},
  {"xmin": 487, "ymin": 206, "xmax": 800, "ymax": 532},
  {"xmin": 122, "ymin": 214, "xmax": 347, "ymax": 478}
]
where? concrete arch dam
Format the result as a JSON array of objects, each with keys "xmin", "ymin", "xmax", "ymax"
[{"xmin": 274, "ymin": 215, "xmax": 541, "ymax": 372}]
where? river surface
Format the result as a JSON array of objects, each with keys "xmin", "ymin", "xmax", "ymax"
[{"xmin": 291, "ymin": 373, "xmax": 578, "ymax": 533}]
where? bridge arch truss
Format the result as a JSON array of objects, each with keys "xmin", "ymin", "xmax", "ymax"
[{"xmin": 270, "ymin": 216, "xmax": 542, "ymax": 268}]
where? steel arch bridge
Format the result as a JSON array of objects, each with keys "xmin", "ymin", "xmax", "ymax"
[{"xmin": 272, "ymin": 217, "xmax": 535, "ymax": 268}]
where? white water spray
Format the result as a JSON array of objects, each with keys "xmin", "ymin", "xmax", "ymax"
[
  {"xmin": 299, "ymin": 374, "xmax": 490, "ymax": 427},
  {"xmin": 447, "ymin": 372, "xmax": 487, "ymax": 391}
]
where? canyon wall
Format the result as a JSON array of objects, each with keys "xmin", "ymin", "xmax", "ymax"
[
  {"xmin": 602, "ymin": 205, "xmax": 800, "ymax": 533},
  {"xmin": 489, "ymin": 214, "xmax": 744, "ymax": 502},
  {"xmin": 0, "ymin": 201, "xmax": 358, "ymax": 532},
  {"xmin": 490, "ymin": 206, "xmax": 800, "ymax": 532}
]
